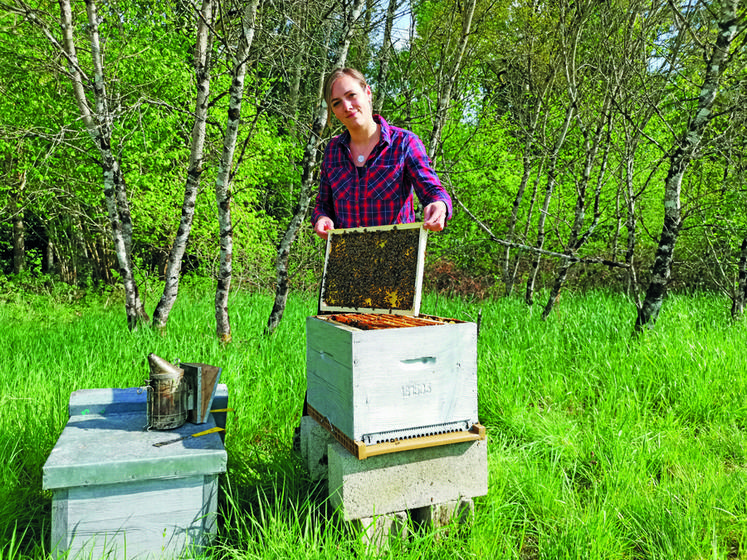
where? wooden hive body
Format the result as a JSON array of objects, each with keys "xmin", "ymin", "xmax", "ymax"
[
  {"xmin": 43, "ymin": 387, "xmax": 227, "ymax": 559},
  {"xmin": 306, "ymin": 314, "xmax": 478, "ymax": 444},
  {"xmin": 307, "ymin": 223, "xmax": 479, "ymax": 450}
]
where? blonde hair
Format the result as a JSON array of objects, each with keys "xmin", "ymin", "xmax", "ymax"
[{"xmin": 323, "ymin": 68, "xmax": 371, "ymax": 126}]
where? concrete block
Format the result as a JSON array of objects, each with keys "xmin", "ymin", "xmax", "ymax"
[
  {"xmin": 411, "ymin": 498, "xmax": 475, "ymax": 530},
  {"xmin": 328, "ymin": 438, "xmax": 487, "ymax": 521},
  {"xmin": 300, "ymin": 416, "xmax": 336, "ymax": 482},
  {"xmin": 351, "ymin": 511, "xmax": 408, "ymax": 554}
]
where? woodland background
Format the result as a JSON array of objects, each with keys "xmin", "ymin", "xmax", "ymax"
[{"xmin": 1, "ymin": 0, "xmax": 746, "ymax": 335}]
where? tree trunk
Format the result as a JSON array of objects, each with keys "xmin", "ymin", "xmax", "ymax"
[
  {"xmin": 503, "ymin": 109, "xmax": 542, "ymax": 296},
  {"xmin": 507, "ymin": 163, "xmax": 543, "ymax": 295},
  {"xmin": 525, "ymin": 102, "xmax": 574, "ymax": 306},
  {"xmin": 44, "ymin": 237, "xmax": 54, "ymax": 275},
  {"xmin": 287, "ymin": 3, "xmax": 307, "ymax": 122},
  {"xmin": 266, "ymin": 0, "xmax": 366, "ymax": 335},
  {"xmin": 732, "ymin": 236, "xmax": 747, "ymax": 320},
  {"xmin": 373, "ymin": 0, "xmax": 399, "ymax": 114},
  {"xmin": 49, "ymin": 0, "xmax": 148, "ymax": 328},
  {"xmin": 542, "ymin": 94, "xmax": 611, "ymax": 319},
  {"xmin": 635, "ymin": 0, "xmax": 740, "ymax": 331},
  {"xmin": 11, "ymin": 169, "xmax": 25, "ymax": 274},
  {"xmin": 623, "ymin": 148, "xmax": 642, "ymax": 306},
  {"xmin": 427, "ymin": 0, "xmax": 476, "ymax": 160},
  {"xmin": 152, "ymin": 0, "xmax": 215, "ymax": 329},
  {"xmin": 214, "ymin": 0, "xmax": 261, "ymax": 343}
]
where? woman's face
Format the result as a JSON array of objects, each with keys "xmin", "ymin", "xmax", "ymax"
[{"xmin": 329, "ymin": 74, "xmax": 373, "ymax": 131}]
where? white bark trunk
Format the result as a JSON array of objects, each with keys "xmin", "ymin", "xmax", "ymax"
[
  {"xmin": 266, "ymin": 0, "xmax": 366, "ymax": 335},
  {"xmin": 374, "ymin": 0, "xmax": 399, "ymax": 114},
  {"xmin": 57, "ymin": 0, "xmax": 148, "ymax": 328},
  {"xmin": 214, "ymin": 0, "xmax": 261, "ymax": 342},
  {"xmin": 525, "ymin": 102, "xmax": 574, "ymax": 306},
  {"xmin": 153, "ymin": 0, "xmax": 215, "ymax": 329},
  {"xmin": 636, "ymin": 0, "xmax": 741, "ymax": 331},
  {"xmin": 427, "ymin": 0, "xmax": 477, "ymax": 160}
]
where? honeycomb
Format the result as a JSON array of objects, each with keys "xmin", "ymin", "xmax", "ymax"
[
  {"xmin": 321, "ymin": 226, "xmax": 421, "ymax": 311},
  {"xmin": 325, "ymin": 313, "xmax": 444, "ymax": 330}
]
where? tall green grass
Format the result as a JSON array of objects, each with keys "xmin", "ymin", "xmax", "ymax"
[{"xmin": 2, "ymin": 287, "xmax": 746, "ymax": 558}]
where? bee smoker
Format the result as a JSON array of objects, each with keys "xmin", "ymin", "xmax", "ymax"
[{"xmin": 146, "ymin": 353, "xmax": 222, "ymax": 430}]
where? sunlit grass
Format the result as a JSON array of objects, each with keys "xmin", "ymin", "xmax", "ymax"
[{"xmin": 2, "ymin": 287, "xmax": 747, "ymax": 558}]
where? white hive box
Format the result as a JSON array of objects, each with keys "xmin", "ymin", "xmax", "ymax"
[
  {"xmin": 307, "ymin": 223, "xmax": 480, "ymax": 457},
  {"xmin": 43, "ymin": 386, "xmax": 228, "ymax": 559}
]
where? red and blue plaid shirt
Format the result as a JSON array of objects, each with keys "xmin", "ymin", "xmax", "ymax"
[{"xmin": 311, "ymin": 116, "xmax": 452, "ymax": 228}]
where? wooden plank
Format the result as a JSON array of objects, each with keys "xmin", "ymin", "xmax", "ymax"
[
  {"xmin": 413, "ymin": 226, "xmax": 427, "ymax": 316},
  {"xmin": 359, "ymin": 425, "xmax": 486, "ymax": 460},
  {"xmin": 56, "ymin": 475, "xmax": 215, "ymax": 559},
  {"xmin": 307, "ymin": 404, "xmax": 485, "ymax": 460},
  {"xmin": 43, "ymin": 412, "xmax": 226, "ymax": 490},
  {"xmin": 306, "ymin": 317, "xmax": 355, "ymax": 438}
]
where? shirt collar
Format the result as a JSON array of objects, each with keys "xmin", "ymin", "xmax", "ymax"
[
  {"xmin": 339, "ymin": 114, "xmax": 391, "ymax": 147},
  {"xmin": 373, "ymin": 115, "xmax": 392, "ymax": 146}
]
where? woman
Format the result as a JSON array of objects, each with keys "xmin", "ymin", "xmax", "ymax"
[{"xmin": 311, "ymin": 68, "xmax": 452, "ymax": 240}]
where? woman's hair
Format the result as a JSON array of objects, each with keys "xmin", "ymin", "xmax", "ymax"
[{"xmin": 323, "ymin": 68, "xmax": 371, "ymax": 126}]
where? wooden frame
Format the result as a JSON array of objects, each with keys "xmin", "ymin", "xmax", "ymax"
[{"xmin": 319, "ymin": 222, "xmax": 427, "ymax": 316}]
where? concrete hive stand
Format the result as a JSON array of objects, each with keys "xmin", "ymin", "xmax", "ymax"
[
  {"xmin": 300, "ymin": 416, "xmax": 488, "ymax": 547},
  {"xmin": 43, "ymin": 386, "xmax": 228, "ymax": 560}
]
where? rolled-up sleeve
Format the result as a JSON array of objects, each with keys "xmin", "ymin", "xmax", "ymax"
[{"xmin": 403, "ymin": 133, "xmax": 453, "ymax": 219}]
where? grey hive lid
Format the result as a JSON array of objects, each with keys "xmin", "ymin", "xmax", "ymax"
[
  {"xmin": 319, "ymin": 222, "xmax": 427, "ymax": 316},
  {"xmin": 43, "ymin": 388, "xmax": 226, "ymax": 490}
]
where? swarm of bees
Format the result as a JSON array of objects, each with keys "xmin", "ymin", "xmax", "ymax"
[{"xmin": 322, "ymin": 226, "xmax": 420, "ymax": 311}]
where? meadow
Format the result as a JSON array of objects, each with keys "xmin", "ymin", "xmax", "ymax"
[{"xmin": 2, "ymin": 283, "xmax": 747, "ymax": 559}]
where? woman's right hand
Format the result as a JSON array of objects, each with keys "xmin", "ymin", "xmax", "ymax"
[{"xmin": 314, "ymin": 217, "xmax": 335, "ymax": 240}]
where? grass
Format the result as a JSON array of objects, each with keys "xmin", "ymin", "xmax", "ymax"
[{"xmin": 2, "ymin": 285, "xmax": 747, "ymax": 558}]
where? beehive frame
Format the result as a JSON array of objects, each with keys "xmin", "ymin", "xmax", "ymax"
[{"xmin": 319, "ymin": 222, "xmax": 427, "ymax": 316}]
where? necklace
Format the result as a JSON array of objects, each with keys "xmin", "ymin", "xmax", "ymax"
[{"xmin": 353, "ymin": 126, "xmax": 380, "ymax": 165}]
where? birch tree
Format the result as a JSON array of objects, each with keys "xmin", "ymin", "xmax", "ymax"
[
  {"xmin": 524, "ymin": 102, "xmax": 574, "ymax": 306},
  {"xmin": 373, "ymin": 0, "xmax": 400, "ymax": 114},
  {"xmin": 635, "ymin": 0, "xmax": 745, "ymax": 331},
  {"xmin": 6, "ymin": 0, "xmax": 240, "ymax": 329},
  {"xmin": 10, "ymin": 168, "xmax": 25, "ymax": 274},
  {"xmin": 9, "ymin": 0, "xmax": 152, "ymax": 328},
  {"xmin": 426, "ymin": 0, "xmax": 477, "ymax": 160},
  {"xmin": 502, "ymin": 80, "xmax": 553, "ymax": 296},
  {"xmin": 540, "ymin": 0, "xmax": 620, "ymax": 318},
  {"xmin": 734, "ymin": 237, "xmax": 747, "ymax": 318},
  {"xmin": 213, "ymin": 0, "xmax": 261, "ymax": 343},
  {"xmin": 152, "ymin": 0, "xmax": 215, "ymax": 329},
  {"xmin": 266, "ymin": 0, "xmax": 366, "ymax": 334}
]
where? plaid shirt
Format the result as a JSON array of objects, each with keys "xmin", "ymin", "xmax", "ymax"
[{"xmin": 312, "ymin": 116, "xmax": 452, "ymax": 229}]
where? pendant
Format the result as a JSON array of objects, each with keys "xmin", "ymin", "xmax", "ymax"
[{"xmin": 357, "ymin": 155, "xmax": 365, "ymax": 163}]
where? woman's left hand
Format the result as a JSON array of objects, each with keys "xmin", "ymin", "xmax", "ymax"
[{"xmin": 423, "ymin": 201, "xmax": 448, "ymax": 232}]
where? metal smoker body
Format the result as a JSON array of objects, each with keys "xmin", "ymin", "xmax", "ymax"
[{"xmin": 146, "ymin": 353, "xmax": 223, "ymax": 431}]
